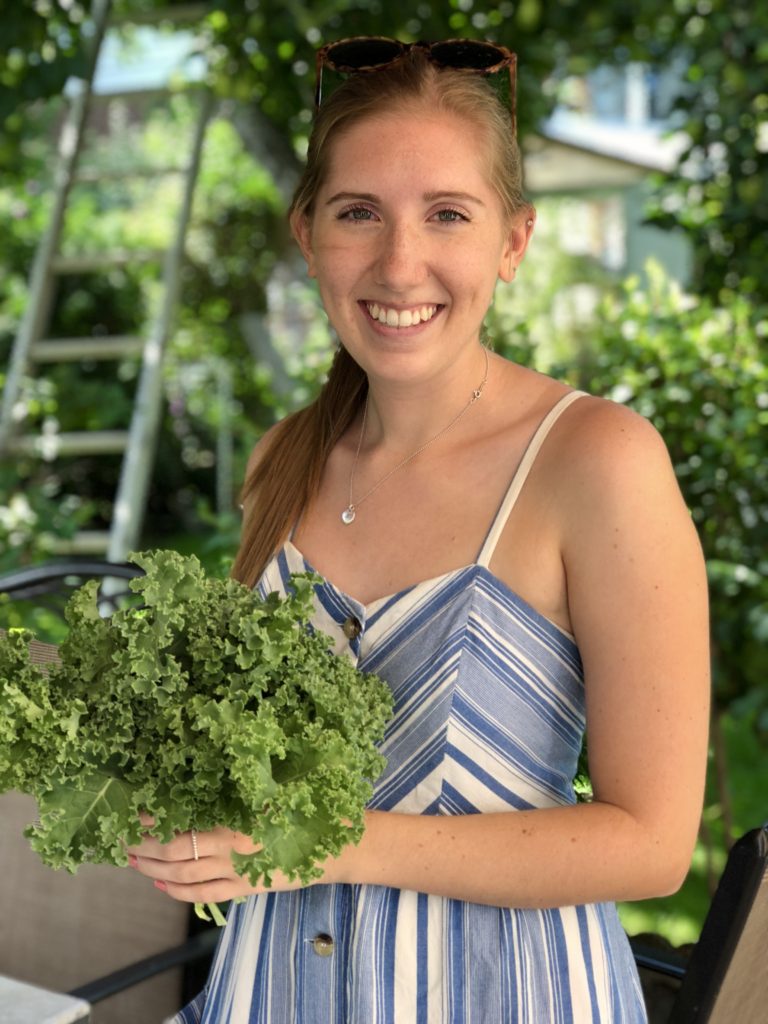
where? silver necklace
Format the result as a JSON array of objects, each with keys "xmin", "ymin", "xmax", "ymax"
[{"xmin": 341, "ymin": 348, "xmax": 490, "ymax": 525}]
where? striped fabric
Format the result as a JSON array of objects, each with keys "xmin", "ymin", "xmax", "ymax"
[{"xmin": 172, "ymin": 392, "xmax": 647, "ymax": 1023}]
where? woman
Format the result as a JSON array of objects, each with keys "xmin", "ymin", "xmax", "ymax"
[{"xmin": 128, "ymin": 39, "xmax": 710, "ymax": 1023}]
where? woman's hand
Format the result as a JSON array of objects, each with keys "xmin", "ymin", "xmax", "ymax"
[{"xmin": 124, "ymin": 814, "xmax": 334, "ymax": 905}]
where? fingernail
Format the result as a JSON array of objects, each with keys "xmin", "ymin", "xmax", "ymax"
[
  {"xmin": 127, "ymin": 855, "xmax": 138, "ymax": 868},
  {"xmin": 154, "ymin": 880, "xmax": 167, "ymax": 891}
]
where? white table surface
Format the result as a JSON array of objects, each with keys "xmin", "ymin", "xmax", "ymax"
[{"xmin": 0, "ymin": 975, "xmax": 90, "ymax": 1023}]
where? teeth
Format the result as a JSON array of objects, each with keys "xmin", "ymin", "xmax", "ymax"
[{"xmin": 366, "ymin": 303, "xmax": 437, "ymax": 328}]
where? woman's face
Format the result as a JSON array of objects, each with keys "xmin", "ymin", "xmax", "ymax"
[{"xmin": 293, "ymin": 106, "xmax": 532, "ymax": 387}]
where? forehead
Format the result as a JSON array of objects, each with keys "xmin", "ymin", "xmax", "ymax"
[{"xmin": 322, "ymin": 107, "xmax": 496, "ymax": 196}]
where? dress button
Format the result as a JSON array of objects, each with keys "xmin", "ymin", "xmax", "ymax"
[
  {"xmin": 342, "ymin": 615, "xmax": 362, "ymax": 640},
  {"xmin": 312, "ymin": 933, "xmax": 334, "ymax": 957}
]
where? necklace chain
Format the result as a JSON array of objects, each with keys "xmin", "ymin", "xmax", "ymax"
[{"xmin": 341, "ymin": 348, "xmax": 490, "ymax": 525}]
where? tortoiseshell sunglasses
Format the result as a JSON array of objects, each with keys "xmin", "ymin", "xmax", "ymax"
[{"xmin": 314, "ymin": 36, "xmax": 517, "ymax": 134}]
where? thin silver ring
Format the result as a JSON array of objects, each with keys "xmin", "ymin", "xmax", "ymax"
[{"xmin": 190, "ymin": 828, "xmax": 199, "ymax": 861}]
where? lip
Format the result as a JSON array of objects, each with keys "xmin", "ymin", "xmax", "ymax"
[{"xmin": 359, "ymin": 300, "xmax": 444, "ymax": 332}]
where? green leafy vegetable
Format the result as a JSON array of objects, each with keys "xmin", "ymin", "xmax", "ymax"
[{"xmin": 0, "ymin": 550, "xmax": 392, "ymax": 911}]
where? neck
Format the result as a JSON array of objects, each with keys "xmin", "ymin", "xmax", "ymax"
[
  {"xmin": 360, "ymin": 344, "xmax": 490, "ymax": 454},
  {"xmin": 340, "ymin": 344, "xmax": 490, "ymax": 525}
]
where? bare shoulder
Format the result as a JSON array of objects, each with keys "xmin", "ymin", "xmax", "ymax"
[
  {"xmin": 547, "ymin": 392, "xmax": 681, "ymax": 508},
  {"xmin": 545, "ymin": 391, "xmax": 706, "ymax": 613},
  {"xmin": 495, "ymin": 363, "xmax": 668, "ymax": 473},
  {"xmin": 557, "ymin": 392, "xmax": 671, "ymax": 465},
  {"xmin": 489, "ymin": 377, "xmax": 705, "ymax": 651},
  {"xmin": 532, "ymin": 390, "xmax": 705, "ymax": 589}
]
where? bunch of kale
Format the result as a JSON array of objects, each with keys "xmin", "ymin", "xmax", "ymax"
[{"xmin": 0, "ymin": 550, "xmax": 392, "ymax": 892}]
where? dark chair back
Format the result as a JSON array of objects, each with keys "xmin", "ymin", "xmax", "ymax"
[
  {"xmin": 0, "ymin": 560, "xmax": 143, "ymax": 631},
  {"xmin": 633, "ymin": 825, "xmax": 768, "ymax": 1023},
  {"xmin": 670, "ymin": 824, "xmax": 768, "ymax": 1022}
]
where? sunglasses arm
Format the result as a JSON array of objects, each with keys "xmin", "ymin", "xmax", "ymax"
[
  {"xmin": 508, "ymin": 59, "xmax": 518, "ymax": 138},
  {"xmin": 314, "ymin": 51, "xmax": 326, "ymax": 109}
]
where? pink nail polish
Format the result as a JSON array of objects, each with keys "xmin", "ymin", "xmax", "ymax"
[
  {"xmin": 127, "ymin": 855, "xmax": 138, "ymax": 868},
  {"xmin": 154, "ymin": 880, "xmax": 167, "ymax": 891}
]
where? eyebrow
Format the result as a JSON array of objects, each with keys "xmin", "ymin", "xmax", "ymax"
[
  {"xmin": 325, "ymin": 191, "xmax": 379, "ymax": 206},
  {"xmin": 423, "ymin": 191, "xmax": 486, "ymax": 206},
  {"xmin": 324, "ymin": 190, "xmax": 486, "ymax": 207}
]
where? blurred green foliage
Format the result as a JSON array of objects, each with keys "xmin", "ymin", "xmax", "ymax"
[
  {"xmin": 0, "ymin": 0, "xmax": 90, "ymax": 168},
  {"xmin": 562, "ymin": 265, "xmax": 768, "ymax": 736},
  {"xmin": 3, "ymin": 1, "xmax": 764, "ymax": 307},
  {"xmin": 637, "ymin": 0, "xmax": 767, "ymax": 308}
]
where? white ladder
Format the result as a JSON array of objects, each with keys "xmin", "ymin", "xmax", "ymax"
[{"xmin": 0, "ymin": 0, "xmax": 212, "ymax": 561}]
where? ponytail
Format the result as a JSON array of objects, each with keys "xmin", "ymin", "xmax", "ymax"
[{"xmin": 231, "ymin": 347, "xmax": 366, "ymax": 587}]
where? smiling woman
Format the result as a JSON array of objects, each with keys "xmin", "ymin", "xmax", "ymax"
[{"xmin": 128, "ymin": 39, "xmax": 710, "ymax": 1024}]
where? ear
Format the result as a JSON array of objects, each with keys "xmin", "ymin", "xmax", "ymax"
[
  {"xmin": 498, "ymin": 209, "xmax": 535, "ymax": 284},
  {"xmin": 290, "ymin": 209, "xmax": 317, "ymax": 278}
]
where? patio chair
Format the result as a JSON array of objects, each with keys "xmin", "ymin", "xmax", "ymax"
[{"xmin": 632, "ymin": 823, "xmax": 768, "ymax": 1023}]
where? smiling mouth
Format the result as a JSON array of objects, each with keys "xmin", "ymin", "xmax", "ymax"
[{"xmin": 364, "ymin": 302, "xmax": 440, "ymax": 328}]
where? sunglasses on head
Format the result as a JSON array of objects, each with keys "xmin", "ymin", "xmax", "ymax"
[{"xmin": 314, "ymin": 36, "xmax": 517, "ymax": 133}]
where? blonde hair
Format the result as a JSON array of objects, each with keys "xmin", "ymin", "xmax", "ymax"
[
  {"xmin": 293, "ymin": 51, "xmax": 526, "ymax": 221},
  {"xmin": 233, "ymin": 50, "xmax": 529, "ymax": 587}
]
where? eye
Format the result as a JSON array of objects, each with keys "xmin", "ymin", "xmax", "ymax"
[
  {"xmin": 432, "ymin": 207, "xmax": 469, "ymax": 224},
  {"xmin": 338, "ymin": 205, "xmax": 377, "ymax": 222}
]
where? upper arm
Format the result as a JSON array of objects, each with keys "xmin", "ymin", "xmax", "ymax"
[{"xmin": 560, "ymin": 400, "xmax": 710, "ymax": 874}]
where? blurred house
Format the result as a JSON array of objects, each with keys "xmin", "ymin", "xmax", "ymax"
[{"xmin": 524, "ymin": 61, "xmax": 692, "ymax": 287}]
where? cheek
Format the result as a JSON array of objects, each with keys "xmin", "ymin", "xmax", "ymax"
[
  {"xmin": 314, "ymin": 274, "xmax": 354, "ymax": 328},
  {"xmin": 313, "ymin": 248, "xmax": 360, "ymax": 296},
  {"xmin": 457, "ymin": 253, "xmax": 506, "ymax": 300}
]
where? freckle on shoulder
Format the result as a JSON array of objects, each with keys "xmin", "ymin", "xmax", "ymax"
[
  {"xmin": 559, "ymin": 394, "xmax": 669, "ymax": 465},
  {"xmin": 547, "ymin": 395, "xmax": 676, "ymax": 516}
]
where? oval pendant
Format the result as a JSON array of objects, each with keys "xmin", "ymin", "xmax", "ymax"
[{"xmin": 341, "ymin": 507, "xmax": 356, "ymax": 525}]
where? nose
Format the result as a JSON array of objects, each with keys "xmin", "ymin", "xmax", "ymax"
[{"xmin": 373, "ymin": 222, "xmax": 428, "ymax": 292}]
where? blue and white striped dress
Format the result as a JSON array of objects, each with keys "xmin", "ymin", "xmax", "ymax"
[{"xmin": 174, "ymin": 392, "xmax": 647, "ymax": 1023}]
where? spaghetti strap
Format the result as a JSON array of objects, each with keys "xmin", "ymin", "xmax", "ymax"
[{"xmin": 477, "ymin": 390, "xmax": 587, "ymax": 568}]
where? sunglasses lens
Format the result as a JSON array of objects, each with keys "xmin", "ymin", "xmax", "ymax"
[
  {"xmin": 429, "ymin": 40, "xmax": 507, "ymax": 70},
  {"xmin": 325, "ymin": 37, "xmax": 405, "ymax": 72}
]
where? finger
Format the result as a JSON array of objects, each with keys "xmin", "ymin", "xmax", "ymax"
[
  {"xmin": 128, "ymin": 851, "xmax": 222, "ymax": 885},
  {"xmin": 157, "ymin": 876, "xmax": 247, "ymax": 905},
  {"xmin": 126, "ymin": 828, "xmax": 199, "ymax": 861},
  {"xmin": 124, "ymin": 835, "xmax": 170, "ymax": 859}
]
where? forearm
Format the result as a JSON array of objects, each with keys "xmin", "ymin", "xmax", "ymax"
[{"xmin": 327, "ymin": 801, "xmax": 692, "ymax": 908}]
